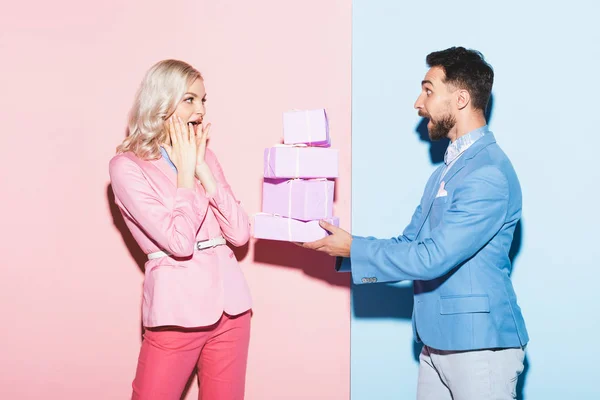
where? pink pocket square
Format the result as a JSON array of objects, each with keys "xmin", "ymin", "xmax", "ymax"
[{"xmin": 436, "ymin": 181, "xmax": 448, "ymax": 198}]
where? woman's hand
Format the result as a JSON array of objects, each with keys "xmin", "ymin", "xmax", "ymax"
[
  {"xmin": 163, "ymin": 115, "xmax": 197, "ymax": 189},
  {"xmin": 195, "ymin": 122, "xmax": 211, "ymax": 168},
  {"xmin": 194, "ymin": 122, "xmax": 217, "ymax": 195}
]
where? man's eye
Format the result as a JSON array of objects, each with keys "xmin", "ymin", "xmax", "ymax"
[{"xmin": 426, "ymin": 90, "xmax": 432, "ymax": 95}]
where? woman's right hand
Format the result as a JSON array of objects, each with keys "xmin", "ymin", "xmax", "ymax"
[{"xmin": 163, "ymin": 115, "xmax": 197, "ymax": 189}]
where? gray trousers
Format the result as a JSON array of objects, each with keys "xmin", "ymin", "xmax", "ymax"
[{"xmin": 417, "ymin": 345, "xmax": 525, "ymax": 400}]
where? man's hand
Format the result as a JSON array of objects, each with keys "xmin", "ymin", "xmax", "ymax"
[{"xmin": 301, "ymin": 220, "xmax": 352, "ymax": 257}]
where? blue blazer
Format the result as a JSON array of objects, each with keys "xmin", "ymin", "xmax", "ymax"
[{"xmin": 340, "ymin": 133, "xmax": 529, "ymax": 351}]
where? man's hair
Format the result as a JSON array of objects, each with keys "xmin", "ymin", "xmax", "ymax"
[{"xmin": 426, "ymin": 47, "xmax": 493, "ymax": 112}]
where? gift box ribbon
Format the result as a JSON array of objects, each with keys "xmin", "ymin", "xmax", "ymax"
[{"xmin": 266, "ymin": 144, "xmax": 307, "ymax": 178}]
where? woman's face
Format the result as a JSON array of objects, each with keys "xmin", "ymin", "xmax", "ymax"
[{"xmin": 173, "ymin": 78, "xmax": 206, "ymax": 133}]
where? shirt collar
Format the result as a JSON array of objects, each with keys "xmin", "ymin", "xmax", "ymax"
[
  {"xmin": 159, "ymin": 146, "xmax": 178, "ymax": 172},
  {"xmin": 444, "ymin": 125, "xmax": 489, "ymax": 165}
]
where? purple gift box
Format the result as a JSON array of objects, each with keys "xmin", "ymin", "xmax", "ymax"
[
  {"xmin": 263, "ymin": 146, "xmax": 339, "ymax": 178},
  {"xmin": 262, "ymin": 178, "xmax": 334, "ymax": 221},
  {"xmin": 253, "ymin": 214, "xmax": 340, "ymax": 242},
  {"xmin": 283, "ymin": 109, "xmax": 330, "ymax": 147}
]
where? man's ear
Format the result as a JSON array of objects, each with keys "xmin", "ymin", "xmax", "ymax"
[{"xmin": 456, "ymin": 89, "xmax": 471, "ymax": 110}]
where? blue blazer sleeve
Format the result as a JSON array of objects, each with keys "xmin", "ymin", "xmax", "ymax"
[
  {"xmin": 335, "ymin": 202, "xmax": 423, "ymax": 272},
  {"xmin": 344, "ymin": 166, "xmax": 509, "ymax": 284}
]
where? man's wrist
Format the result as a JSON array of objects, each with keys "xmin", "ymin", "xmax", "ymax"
[{"xmin": 346, "ymin": 236, "xmax": 353, "ymax": 258}]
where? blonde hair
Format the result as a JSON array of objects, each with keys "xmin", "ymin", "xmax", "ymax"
[{"xmin": 117, "ymin": 59, "xmax": 202, "ymax": 159}]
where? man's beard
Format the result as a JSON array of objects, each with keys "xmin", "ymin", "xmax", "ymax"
[
  {"xmin": 428, "ymin": 114, "xmax": 456, "ymax": 141},
  {"xmin": 419, "ymin": 110, "xmax": 456, "ymax": 141}
]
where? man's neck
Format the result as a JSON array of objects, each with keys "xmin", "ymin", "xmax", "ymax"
[{"xmin": 448, "ymin": 114, "xmax": 487, "ymax": 143}]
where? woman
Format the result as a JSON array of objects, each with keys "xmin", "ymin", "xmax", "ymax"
[{"xmin": 109, "ymin": 59, "xmax": 252, "ymax": 400}]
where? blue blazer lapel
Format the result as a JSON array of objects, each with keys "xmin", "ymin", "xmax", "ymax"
[
  {"xmin": 442, "ymin": 133, "xmax": 497, "ymax": 185},
  {"xmin": 414, "ymin": 165, "xmax": 445, "ymax": 238},
  {"xmin": 413, "ymin": 133, "xmax": 497, "ymax": 238}
]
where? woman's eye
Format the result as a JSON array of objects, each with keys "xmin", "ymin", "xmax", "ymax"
[{"xmin": 185, "ymin": 97, "xmax": 194, "ymax": 103}]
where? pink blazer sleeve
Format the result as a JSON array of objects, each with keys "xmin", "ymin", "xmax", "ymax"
[
  {"xmin": 205, "ymin": 149, "xmax": 251, "ymax": 247},
  {"xmin": 109, "ymin": 155, "xmax": 210, "ymax": 257}
]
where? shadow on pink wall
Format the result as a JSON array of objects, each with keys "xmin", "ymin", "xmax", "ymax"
[
  {"xmin": 253, "ymin": 240, "xmax": 349, "ymax": 287},
  {"xmin": 107, "ymin": 184, "xmax": 146, "ymax": 273}
]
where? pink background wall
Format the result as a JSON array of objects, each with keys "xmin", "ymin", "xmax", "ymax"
[{"xmin": 0, "ymin": 1, "xmax": 350, "ymax": 399}]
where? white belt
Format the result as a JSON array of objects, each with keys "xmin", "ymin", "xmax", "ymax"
[{"xmin": 147, "ymin": 236, "xmax": 227, "ymax": 260}]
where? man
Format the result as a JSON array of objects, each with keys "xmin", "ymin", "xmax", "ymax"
[{"xmin": 303, "ymin": 47, "xmax": 529, "ymax": 400}]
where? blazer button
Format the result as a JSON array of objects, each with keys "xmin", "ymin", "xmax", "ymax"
[{"xmin": 361, "ymin": 278, "xmax": 369, "ymax": 283}]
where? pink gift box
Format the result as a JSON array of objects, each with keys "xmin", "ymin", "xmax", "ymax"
[
  {"xmin": 253, "ymin": 214, "xmax": 340, "ymax": 242},
  {"xmin": 263, "ymin": 146, "xmax": 339, "ymax": 178},
  {"xmin": 262, "ymin": 179, "xmax": 334, "ymax": 221},
  {"xmin": 283, "ymin": 109, "xmax": 330, "ymax": 147}
]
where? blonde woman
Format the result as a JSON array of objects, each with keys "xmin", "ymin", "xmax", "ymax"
[{"xmin": 109, "ymin": 59, "xmax": 252, "ymax": 400}]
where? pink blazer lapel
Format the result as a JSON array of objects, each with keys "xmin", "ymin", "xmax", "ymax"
[
  {"xmin": 149, "ymin": 156, "xmax": 207, "ymax": 196},
  {"xmin": 150, "ymin": 157, "xmax": 177, "ymax": 186}
]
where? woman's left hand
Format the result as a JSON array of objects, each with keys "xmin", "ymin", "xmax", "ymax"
[
  {"xmin": 194, "ymin": 122, "xmax": 217, "ymax": 195},
  {"xmin": 195, "ymin": 122, "xmax": 211, "ymax": 168}
]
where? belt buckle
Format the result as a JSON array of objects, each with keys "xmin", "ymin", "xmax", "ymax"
[{"xmin": 197, "ymin": 239, "xmax": 216, "ymax": 250}]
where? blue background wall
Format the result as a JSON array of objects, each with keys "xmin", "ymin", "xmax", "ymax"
[{"xmin": 351, "ymin": 1, "xmax": 600, "ymax": 398}]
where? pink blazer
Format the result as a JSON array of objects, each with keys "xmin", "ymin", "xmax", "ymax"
[{"xmin": 109, "ymin": 149, "xmax": 252, "ymax": 328}]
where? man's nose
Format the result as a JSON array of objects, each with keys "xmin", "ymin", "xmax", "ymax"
[{"xmin": 414, "ymin": 94, "xmax": 424, "ymax": 110}]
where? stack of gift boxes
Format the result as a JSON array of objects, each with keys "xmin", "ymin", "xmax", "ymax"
[{"xmin": 253, "ymin": 109, "xmax": 339, "ymax": 242}]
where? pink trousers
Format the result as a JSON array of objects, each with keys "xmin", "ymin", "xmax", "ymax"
[{"xmin": 132, "ymin": 311, "xmax": 251, "ymax": 400}]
